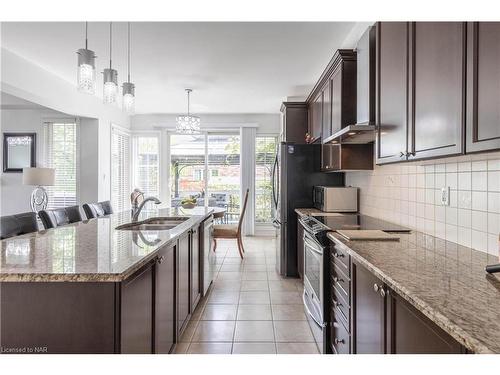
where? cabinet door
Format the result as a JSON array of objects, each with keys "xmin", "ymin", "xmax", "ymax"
[
  {"xmin": 297, "ymin": 217, "xmax": 304, "ymax": 279},
  {"xmin": 322, "ymin": 80, "xmax": 332, "ymax": 140},
  {"xmin": 353, "ymin": 261, "xmax": 386, "ymax": 354},
  {"xmin": 376, "ymin": 22, "xmax": 409, "ymax": 164},
  {"xmin": 466, "ymin": 22, "xmax": 500, "ymax": 153},
  {"xmin": 387, "ymin": 292, "xmax": 464, "ymax": 354},
  {"xmin": 177, "ymin": 233, "xmax": 190, "ymax": 335},
  {"xmin": 331, "ymin": 70, "xmax": 342, "ymax": 135},
  {"xmin": 409, "ymin": 22, "xmax": 465, "ymax": 160},
  {"xmin": 309, "ymin": 91, "xmax": 323, "ymax": 142},
  {"xmin": 190, "ymin": 227, "xmax": 201, "ymax": 312},
  {"xmin": 155, "ymin": 245, "xmax": 175, "ymax": 354},
  {"xmin": 121, "ymin": 263, "xmax": 154, "ymax": 354}
]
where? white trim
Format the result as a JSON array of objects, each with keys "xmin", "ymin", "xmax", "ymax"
[{"xmin": 131, "ymin": 132, "xmax": 161, "ymax": 199}]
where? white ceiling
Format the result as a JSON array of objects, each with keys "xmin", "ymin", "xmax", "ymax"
[{"xmin": 1, "ymin": 22, "xmax": 369, "ymax": 114}]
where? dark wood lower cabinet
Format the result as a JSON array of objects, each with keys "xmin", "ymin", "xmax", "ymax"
[
  {"xmin": 155, "ymin": 244, "xmax": 176, "ymax": 354},
  {"xmin": 387, "ymin": 292, "xmax": 465, "ymax": 354},
  {"xmin": 177, "ymin": 232, "xmax": 190, "ymax": 336},
  {"xmin": 190, "ymin": 227, "xmax": 201, "ymax": 312},
  {"xmin": 327, "ymin": 254, "xmax": 467, "ymax": 354},
  {"xmin": 352, "ymin": 260, "xmax": 386, "ymax": 354},
  {"xmin": 120, "ymin": 262, "xmax": 154, "ymax": 354}
]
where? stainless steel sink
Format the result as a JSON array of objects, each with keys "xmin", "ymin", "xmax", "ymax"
[{"xmin": 116, "ymin": 217, "xmax": 189, "ymax": 231}]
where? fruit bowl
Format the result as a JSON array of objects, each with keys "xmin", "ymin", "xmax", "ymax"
[{"xmin": 181, "ymin": 202, "xmax": 196, "ymax": 209}]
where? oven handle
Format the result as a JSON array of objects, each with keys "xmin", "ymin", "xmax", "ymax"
[
  {"xmin": 303, "ymin": 290, "xmax": 326, "ymax": 328},
  {"xmin": 304, "ymin": 235, "xmax": 323, "ymax": 255}
]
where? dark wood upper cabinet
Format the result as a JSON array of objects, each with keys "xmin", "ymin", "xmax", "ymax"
[
  {"xmin": 307, "ymin": 49, "xmax": 356, "ymax": 143},
  {"xmin": 353, "ymin": 260, "xmax": 386, "ymax": 354},
  {"xmin": 280, "ymin": 102, "xmax": 309, "ymax": 143},
  {"xmin": 466, "ymin": 22, "xmax": 500, "ymax": 153},
  {"xmin": 322, "ymin": 79, "xmax": 332, "ymax": 139},
  {"xmin": 376, "ymin": 22, "xmax": 409, "ymax": 164},
  {"xmin": 408, "ymin": 22, "xmax": 466, "ymax": 160},
  {"xmin": 155, "ymin": 245, "xmax": 176, "ymax": 354},
  {"xmin": 309, "ymin": 91, "xmax": 323, "ymax": 142}
]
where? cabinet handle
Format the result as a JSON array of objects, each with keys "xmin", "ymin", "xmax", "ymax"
[
  {"xmin": 373, "ymin": 283, "xmax": 380, "ymax": 292},
  {"xmin": 406, "ymin": 151, "xmax": 415, "ymax": 157},
  {"xmin": 399, "ymin": 151, "xmax": 405, "ymax": 157},
  {"xmin": 333, "ymin": 252, "xmax": 344, "ymax": 258},
  {"xmin": 333, "ymin": 276, "xmax": 343, "ymax": 283},
  {"xmin": 379, "ymin": 288, "xmax": 386, "ymax": 298},
  {"xmin": 157, "ymin": 256, "xmax": 165, "ymax": 264},
  {"xmin": 334, "ymin": 338, "xmax": 345, "ymax": 345},
  {"xmin": 332, "ymin": 298, "xmax": 342, "ymax": 308}
]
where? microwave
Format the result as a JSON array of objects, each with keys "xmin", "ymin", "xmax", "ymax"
[{"xmin": 313, "ymin": 186, "xmax": 358, "ymax": 212}]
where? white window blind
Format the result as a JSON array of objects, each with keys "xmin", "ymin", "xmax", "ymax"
[
  {"xmin": 44, "ymin": 121, "xmax": 78, "ymax": 209},
  {"xmin": 111, "ymin": 127, "xmax": 131, "ymax": 213},
  {"xmin": 132, "ymin": 136, "xmax": 159, "ymax": 198}
]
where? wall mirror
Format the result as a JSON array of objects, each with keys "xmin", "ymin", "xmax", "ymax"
[{"xmin": 3, "ymin": 133, "xmax": 36, "ymax": 172}]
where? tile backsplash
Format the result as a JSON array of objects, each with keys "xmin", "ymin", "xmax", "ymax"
[{"xmin": 345, "ymin": 152, "xmax": 500, "ymax": 256}]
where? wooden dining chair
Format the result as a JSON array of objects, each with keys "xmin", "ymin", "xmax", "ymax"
[{"xmin": 212, "ymin": 188, "xmax": 249, "ymax": 259}]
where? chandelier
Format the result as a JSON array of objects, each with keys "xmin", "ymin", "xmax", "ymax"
[
  {"xmin": 76, "ymin": 22, "xmax": 96, "ymax": 94},
  {"xmin": 176, "ymin": 89, "xmax": 201, "ymax": 134}
]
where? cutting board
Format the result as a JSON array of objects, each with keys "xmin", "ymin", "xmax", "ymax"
[{"xmin": 336, "ymin": 230, "xmax": 400, "ymax": 241}]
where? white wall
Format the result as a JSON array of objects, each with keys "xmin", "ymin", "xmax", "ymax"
[
  {"xmin": 1, "ymin": 47, "xmax": 131, "ymax": 205},
  {"xmin": 345, "ymin": 152, "xmax": 500, "ymax": 256}
]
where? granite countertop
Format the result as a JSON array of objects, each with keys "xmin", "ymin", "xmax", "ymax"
[
  {"xmin": 0, "ymin": 207, "xmax": 213, "ymax": 283},
  {"xmin": 328, "ymin": 230, "xmax": 500, "ymax": 354},
  {"xmin": 295, "ymin": 208, "xmax": 325, "ymax": 217}
]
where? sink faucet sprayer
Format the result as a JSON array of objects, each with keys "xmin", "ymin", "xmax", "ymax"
[{"xmin": 132, "ymin": 196, "xmax": 161, "ymax": 221}]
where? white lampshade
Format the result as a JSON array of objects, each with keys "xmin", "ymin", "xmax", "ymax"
[{"xmin": 22, "ymin": 168, "xmax": 55, "ymax": 186}]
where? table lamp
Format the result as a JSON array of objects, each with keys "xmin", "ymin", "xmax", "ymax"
[{"xmin": 22, "ymin": 167, "xmax": 55, "ymax": 212}]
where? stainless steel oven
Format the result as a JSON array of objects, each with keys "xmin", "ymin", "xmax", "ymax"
[{"xmin": 300, "ymin": 216, "xmax": 329, "ymax": 354}]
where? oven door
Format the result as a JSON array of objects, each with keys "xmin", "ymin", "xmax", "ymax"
[{"xmin": 303, "ymin": 231, "xmax": 325, "ymax": 353}]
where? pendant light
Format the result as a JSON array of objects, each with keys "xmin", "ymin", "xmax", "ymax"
[
  {"xmin": 103, "ymin": 22, "xmax": 118, "ymax": 104},
  {"xmin": 76, "ymin": 22, "xmax": 96, "ymax": 94},
  {"xmin": 122, "ymin": 22, "xmax": 135, "ymax": 114},
  {"xmin": 176, "ymin": 89, "xmax": 201, "ymax": 134}
]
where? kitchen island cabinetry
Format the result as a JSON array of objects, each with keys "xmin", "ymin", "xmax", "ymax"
[{"xmin": 0, "ymin": 208, "xmax": 213, "ymax": 354}]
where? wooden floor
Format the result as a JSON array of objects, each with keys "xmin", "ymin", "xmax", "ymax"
[{"xmin": 174, "ymin": 236, "xmax": 319, "ymax": 354}]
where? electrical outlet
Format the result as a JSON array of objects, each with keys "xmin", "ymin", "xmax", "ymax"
[{"xmin": 441, "ymin": 187, "xmax": 450, "ymax": 206}]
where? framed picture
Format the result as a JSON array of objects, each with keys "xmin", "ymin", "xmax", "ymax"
[{"xmin": 3, "ymin": 133, "xmax": 36, "ymax": 173}]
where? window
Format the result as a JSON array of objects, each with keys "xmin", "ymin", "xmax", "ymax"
[
  {"xmin": 111, "ymin": 127, "xmax": 131, "ymax": 213},
  {"xmin": 255, "ymin": 136, "xmax": 277, "ymax": 223},
  {"xmin": 132, "ymin": 135, "xmax": 159, "ymax": 198},
  {"xmin": 44, "ymin": 121, "xmax": 78, "ymax": 209},
  {"xmin": 193, "ymin": 169, "xmax": 203, "ymax": 181}
]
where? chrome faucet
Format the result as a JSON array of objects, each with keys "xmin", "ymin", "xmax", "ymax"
[{"xmin": 132, "ymin": 196, "xmax": 161, "ymax": 221}]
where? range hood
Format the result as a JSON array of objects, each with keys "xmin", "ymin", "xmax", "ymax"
[
  {"xmin": 324, "ymin": 26, "xmax": 376, "ymax": 146},
  {"xmin": 322, "ymin": 124, "xmax": 376, "ymax": 144}
]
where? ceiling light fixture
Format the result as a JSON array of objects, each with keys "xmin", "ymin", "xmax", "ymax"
[
  {"xmin": 77, "ymin": 22, "xmax": 97, "ymax": 94},
  {"xmin": 176, "ymin": 89, "xmax": 201, "ymax": 134},
  {"xmin": 103, "ymin": 22, "xmax": 118, "ymax": 104},
  {"xmin": 122, "ymin": 22, "xmax": 135, "ymax": 114}
]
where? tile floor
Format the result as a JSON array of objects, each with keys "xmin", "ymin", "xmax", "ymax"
[{"xmin": 174, "ymin": 236, "xmax": 319, "ymax": 354}]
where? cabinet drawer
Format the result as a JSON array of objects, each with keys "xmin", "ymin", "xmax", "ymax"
[
  {"xmin": 331, "ymin": 243, "xmax": 350, "ymax": 273},
  {"xmin": 331, "ymin": 286, "xmax": 350, "ymax": 331},
  {"xmin": 331, "ymin": 318, "xmax": 351, "ymax": 354},
  {"xmin": 331, "ymin": 262, "xmax": 350, "ymax": 300}
]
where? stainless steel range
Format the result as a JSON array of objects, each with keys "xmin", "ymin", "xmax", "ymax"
[{"xmin": 299, "ymin": 215, "xmax": 331, "ymax": 354}]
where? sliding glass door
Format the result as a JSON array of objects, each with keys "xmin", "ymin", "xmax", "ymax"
[{"xmin": 169, "ymin": 132, "xmax": 241, "ymax": 224}]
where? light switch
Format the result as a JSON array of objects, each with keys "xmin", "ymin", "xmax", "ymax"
[{"xmin": 441, "ymin": 187, "xmax": 450, "ymax": 206}]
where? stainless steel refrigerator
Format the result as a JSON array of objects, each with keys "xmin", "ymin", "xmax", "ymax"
[{"xmin": 272, "ymin": 143, "xmax": 344, "ymax": 277}]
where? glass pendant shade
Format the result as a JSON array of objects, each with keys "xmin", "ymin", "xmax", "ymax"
[
  {"xmin": 103, "ymin": 68, "xmax": 118, "ymax": 104},
  {"xmin": 122, "ymin": 82, "xmax": 135, "ymax": 114},
  {"xmin": 77, "ymin": 48, "xmax": 96, "ymax": 94}
]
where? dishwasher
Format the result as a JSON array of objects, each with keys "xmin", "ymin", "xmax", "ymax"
[{"xmin": 200, "ymin": 214, "xmax": 215, "ymax": 296}]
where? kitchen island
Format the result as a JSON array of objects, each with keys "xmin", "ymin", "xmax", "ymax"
[{"xmin": 0, "ymin": 207, "xmax": 214, "ymax": 354}]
